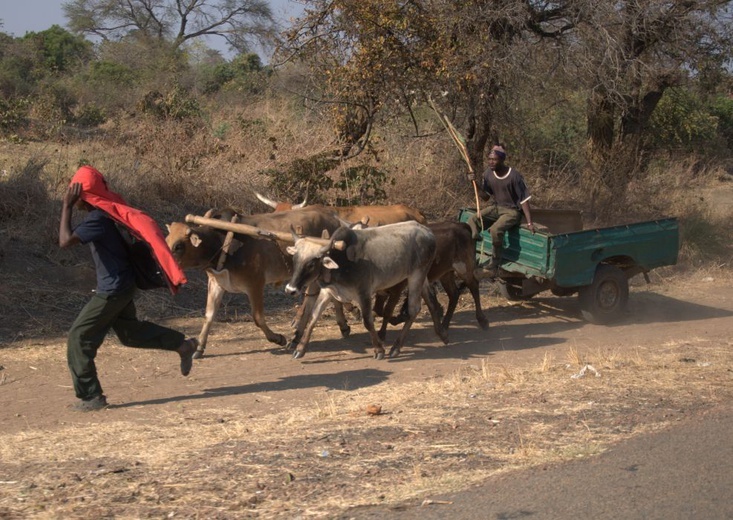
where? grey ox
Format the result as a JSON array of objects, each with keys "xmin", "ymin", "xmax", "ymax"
[
  {"xmin": 165, "ymin": 207, "xmax": 349, "ymax": 358},
  {"xmin": 284, "ymin": 221, "xmax": 443, "ymax": 359}
]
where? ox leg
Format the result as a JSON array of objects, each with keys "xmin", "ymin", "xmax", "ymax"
[
  {"xmin": 389, "ymin": 271, "xmax": 448, "ymax": 357},
  {"xmin": 378, "ymin": 282, "xmax": 406, "ymax": 342},
  {"xmin": 358, "ymin": 295, "xmax": 386, "ymax": 360},
  {"xmin": 462, "ymin": 273, "xmax": 489, "ymax": 330},
  {"xmin": 288, "ymin": 284, "xmax": 324, "ymax": 350},
  {"xmin": 248, "ymin": 279, "xmax": 287, "ymax": 347},
  {"xmin": 293, "ymin": 290, "xmax": 333, "ymax": 359},
  {"xmin": 332, "ymin": 301, "xmax": 351, "ymax": 338},
  {"xmin": 423, "ymin": 281, "xmax": 450, "ymax": 345},
  {"xmin": 451, "ymin": 254, "xmax": 489, "ymax": 331},
  {"xmin": 390, "ymin": 282, "xmax": 444, "ymax": 327},
  {"xmin": 439, "ymin": 272, "xmax": 461, "ymax": 331},
  {"xmin": 195, "ymin": 275, "xmax": 227, "ymax": 358},
  {"xmin": 389, "ymin": 274, "xmax": 429, "ymax": 358}
]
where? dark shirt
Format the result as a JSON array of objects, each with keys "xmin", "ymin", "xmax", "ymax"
[
  {"xmin": 480, "ymin": 167, "xmax": 531, "ymax": 210},
  {"xmin": 74, "ymin": 209, "xmax": 135, "ymax": 294}
]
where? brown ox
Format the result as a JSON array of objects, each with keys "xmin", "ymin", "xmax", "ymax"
[
  {"xmin": 390, "ymin": 221, "xmax": 489, "ymax": 333},
  {"xmin": 254, "ymin": 192, "xmax": 428, "ymax": 226},
  {"xmin": 165, "ymin": 207, "xmax": 348, "ymax": 358}
]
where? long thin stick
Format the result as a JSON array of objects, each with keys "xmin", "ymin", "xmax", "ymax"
[{"xmin": 427, "ymin": 97, "xmax": 483, "ymax": 233}]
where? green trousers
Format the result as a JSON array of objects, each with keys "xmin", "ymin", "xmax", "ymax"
[
  {"xmin": 67, "ymin": 284, "xmax": 185, "ymax": 400},
  {"xmin": 467, "ymin": 203, "xmax": 522, "ymax": 243}
]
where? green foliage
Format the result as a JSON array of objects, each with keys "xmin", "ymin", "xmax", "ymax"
[
  {"xmin": 511, "ymin": 91, "xmax": 587, "ymax": 179},
  {"xmin": 333, "ymin": 165, "xmax": 392, "ymax": 205},
  {"xmin": 708, "ymin": 95, "xmax": 733, "ymax": 150},
  {"xmin": 0, "ymin": 36, "xmax": 36, "ymax": 97},
  {"xmin": 0, "ymin": 96, "xmax": 29, "ymax": 133},
  {"xmin": 137, "ymin": 86, "xmax": 202, "ymax": 120},
  {"xmin": 262, "ymin": 152, "xmax": 340, "ymax": 204},
  {"xmin": 648, "ymin": 88, "xmax": 719, "ymax": 151},
  {"xmin": 73, "ymin": 102, "xmax": 106, "ymax": 127},
  {"xmin": 679, "ymin": 210, "xmax": 730, "ymax": 266},
  {"xmin": 237, "ymin": 117, "xmax": 267, "ymax": 138},
  {"xmin": 213, "ymin": 122, "xmax": 230, "ymax": 140},
  {"xmin": 200, "ymin": 53, "xmax": 269, "ymax": 94},
  {"xmin": 87, "ymin": 60, "xmax": 137, "ymax": 87},
  {"xmin": 21, "ymin": 25, "xmax": 92, "ymax": 74}
]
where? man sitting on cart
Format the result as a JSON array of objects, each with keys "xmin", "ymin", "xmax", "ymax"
[{"xmin": 466, "ymin": 144, "xmax": 535, "ymax": 276}]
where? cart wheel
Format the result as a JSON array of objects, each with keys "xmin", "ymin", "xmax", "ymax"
[
  {"xmin": 498, "ymin": 280, "xmax": 533, "ymax": 301},
  {"xmin": 578, "ymin": 265, "xmax": 628, "ymax": 324}
]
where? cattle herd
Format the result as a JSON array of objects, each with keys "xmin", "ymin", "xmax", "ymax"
[{"xmin": 164, "ymin": 194, "xmax": 488, "ymax": 360}]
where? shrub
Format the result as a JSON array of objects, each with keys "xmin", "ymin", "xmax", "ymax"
[{"xmin": 648, "ymin": 88, "xmax": 720, "ymax": 151}]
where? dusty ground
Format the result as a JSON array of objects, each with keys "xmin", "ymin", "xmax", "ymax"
[{"xmin": 1, "ymin": 261, "xmax": 732, "ymax": 518}]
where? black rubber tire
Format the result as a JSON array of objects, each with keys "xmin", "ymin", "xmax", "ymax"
[
  {"xmin": 551, "ymin": 286, "xmax": 577, "ymax": 297},
  {"xmin": 578, "ymin": 265, "xmax": 629, "ymax": 324},
  {"xmin": 498, "ymin": 281, "xmax": 533, "ymax": 301}
]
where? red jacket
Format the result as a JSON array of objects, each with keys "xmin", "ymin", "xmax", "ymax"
[{"xmin": 70, "ymin": 165, "xmax": 186, "ymax": 294}]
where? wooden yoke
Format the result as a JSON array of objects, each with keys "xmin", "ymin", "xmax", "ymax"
[
  {"xmin": 216, "ymin": 214, "xmax": 239, "ymax": 270},
  {"xmin": 184, "ymin": 214, "xmax": 346, "ymax": 250}
]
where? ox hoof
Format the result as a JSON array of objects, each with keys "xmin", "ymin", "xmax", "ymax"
[
  {"xmin": 275, "ymin": 335, "xmax": 288, "ymax": 347},
  {"xmin": 292, "ymin": 349, "xmax": 306, "ymax": 359},
  {"xmin": 340, "ymin": 325, "xmax": 351, "ymax": 338},
  {"xmin": 388, "ymin": 347, "xmax": 401, "ymax": 358},
  {"xmin": 193, "ymin": 349, "xmax": 205, "ymax": 359},
  {"xmin": 478, "ymin": 318, "xmax": 489, "ymax": 330},
  {"xmin": 374, "ymin": 351, "xmax": 385, "ymax": 360}
]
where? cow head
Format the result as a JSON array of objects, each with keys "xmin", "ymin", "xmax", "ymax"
[
  {"xmin": 165, "ymin": 222, "xmax": 225, "ymax": 269},
  {"xmin": 284, "ymin": 228, "xmax": 341, "ymax": 295}
]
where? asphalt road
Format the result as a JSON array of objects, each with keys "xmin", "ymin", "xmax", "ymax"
[{"xmin": 343, "ymin": 404, "xmax": 733, "ymax": 520}]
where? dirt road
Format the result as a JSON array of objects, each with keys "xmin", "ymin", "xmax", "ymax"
[
  {"xmin": 2, "ymin": 271, "xmax": 731, "ymax": 432},
  {"xmin": 1, "ymin": 271, "xmax": 732, "ymax": 518}
]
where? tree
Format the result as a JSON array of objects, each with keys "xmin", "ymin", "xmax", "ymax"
[
  {"xmin": 569, "ymin": 0, "xmax": 733, "ymax": 193},
  {"xmin": 276, "ymin": 1, "xmax": 573, "ymax": 170},
  {"xmin": 22, "ymin": 25, "xmax": 93, "ymax": 74},
  {"xmin": 62, "ymin": 0, "xmax": 276, "ymax": 55},
  {"xmin": 279, "ymin": 0, "xmax": 732, "ymax": 203}
]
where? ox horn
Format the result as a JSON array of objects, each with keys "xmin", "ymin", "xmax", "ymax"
[
  {"xmin": 292, "ymin": 193, "xmax": 308, "ymax": 209},
  {"xmin": 203, "ymin": 208, "xmax": 216, "ymax": 219},
  {"xmin": 255, "ymin": 192, "xmax": 278, "ymax": 209}
]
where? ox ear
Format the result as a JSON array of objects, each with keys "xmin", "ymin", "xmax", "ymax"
[
  {"xmin": 346, "ymin": 245, "xmax": 357, "ymax": 262},
  {"xmin": 286, "ymin": 245, "xmax": 297, "ymax": 256},
  {"xmin": 322, "ymin": 256, "xmax": 339, "ymax": 270},
  {"xmin": 190, "ymin": 233, "xmax": 203, "ymax": 247}
]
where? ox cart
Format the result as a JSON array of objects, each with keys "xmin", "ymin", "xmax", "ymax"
[{"xmin": 458, "ymin": 208, "xmax": 680, "ymax": 324}]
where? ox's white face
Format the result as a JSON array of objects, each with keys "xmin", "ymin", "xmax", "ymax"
[{"xmin": 284, "ymin": 238, "xmax": 337, "ymax": 295}]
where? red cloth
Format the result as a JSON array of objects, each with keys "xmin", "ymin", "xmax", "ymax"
[{"xmin": 70, "ymin": 165, "xmax": 186, "ymax": 294}]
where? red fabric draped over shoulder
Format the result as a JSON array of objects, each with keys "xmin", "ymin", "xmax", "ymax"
[{"xmin": 71, "ymin": 165, "xmax": 186, "ymax": 294}]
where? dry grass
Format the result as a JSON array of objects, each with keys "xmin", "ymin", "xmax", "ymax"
[
  {"xmin": 2, "ymin": 90, "xmax": 732, "ymax": 518},
  {"xmin": 1, "ymin": 340, "xmax": 732, "ymax": 518}
]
